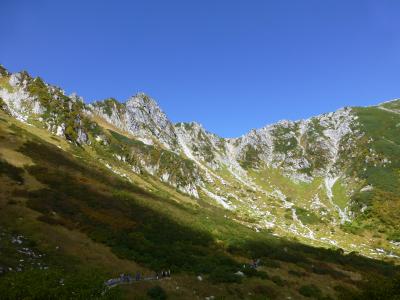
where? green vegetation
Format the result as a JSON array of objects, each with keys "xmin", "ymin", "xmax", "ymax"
[
  {"xmin": 0, "ymin": 268, "xmax": 121, "ymax": 300},
  {"xmin": 294, "ymin": 206, "xmax": 322, "ymax": 225},
  {"xmin": 262, "ymin": 259, "xmax": 280, "ymax": 269},
  {"xmin": 104, "ymin": 129, "xmax": 199, "ymax": 191},
  {"xmin": 346, "ymin": 106, "xmax": 400, "ymax": 237},
  {"xmin": 93, "ymin": 98, "xmax": 124, "ymax": 117},
  {"xmin": 0, "ymin": 76, "xmax": 13, "ymax": 93},
  {"xmin": 288, "ymin": 269, "xmax": 307, "ymax": 277},
  {"xmin": 270, "ymin": 275, "xmax": 285, "ymax": 287},
  {"xmin": 272, "ymin": 124, "xmax": 299, "ymax": 153},
  {"xmin": 197, "ymin": 143, "xmax": 215, "ymax": 163},
  {"xmin": 0, "ymin": 224, "xmax": 123, "ymax": 299},
  {"xmin": 1, "ymin": 117, "xmax": 396, "ymax": 298},
  {"xmin": 27, "ymin": 75, "xmax": 88, "ymax": 143},
  {"xmin": 147, "ymin": 286, "xmax": 168, "ymax": 300},
  {"xmin": 0, "ymin": 94, "xmax": 400, "ymax": 298},
  {"xmin": 387, "ymin": 231, "xmax": 400, "ymax": 242},
  {"xmin": 208, "ymin": 267, "xmax": 242, "ymax": 284},
  {"xmin": 381, "ymin": 99, "xmax": 400, "ymax": 110},
  {"xmin": 27, "ymin": 77, "xmax": 53, "ymax": 108},
  {"xmin": 0, "ymin": 97, "xmax": 8, "ymax": 113},
  {"xmin": 18, "ymin": 140, "xmax": 239, "ymax": 274},
  {"xmin": 332, "ymin": 179, "xmax": 349, "ymax": 209},
  {"xmin": 109, "ymin": 129, "xmax": 145, "ymax": 147},
  {"xmin": 0, "ymin": 65, "xmax": 8, "ymax": 76},
  {"xmin": 352, "ymin": 107, "xmax": 400, "ymax": 192},
  {"xmin": 239, "ymin": 144, "xmax": 261, "ymax": 169},
  {"xmin": 298, "ymin": 284, "xmax": 323, "ymax": 298},
  {"xmin": 301, "ymin": 120, "xmax": 330, "ymax": 173},
  {"xmin": 0, "ymin": 159, "xmax": 24, "ymax": 183},
  {"xmin": 341, "ymin": 221, "xmax": 364, "ymax": 235},
  {"xmin": 355, "ymin": 274, "xmax": 400, "ymax": 300}
]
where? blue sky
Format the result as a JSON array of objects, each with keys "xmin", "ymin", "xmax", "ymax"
[{"xmin": 1, "ymin": 1, "xmax": 400, "ymax": 137}]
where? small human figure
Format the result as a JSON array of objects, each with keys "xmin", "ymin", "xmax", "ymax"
[{"xmin": 135, "ymin": 272, "xmax": 141, "ymax": 281}]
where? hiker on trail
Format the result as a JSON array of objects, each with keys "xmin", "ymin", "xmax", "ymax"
[
  {"xmin": 135, "ymin": 272, "xmax": 141, "ymax": 281},
  {"xmin": 155, "ymin": 272, "xmax": 159, "ymax": 280},
  {"xmin": 167, "ymin": 269, "xmax": 171, "ymax": 277}
]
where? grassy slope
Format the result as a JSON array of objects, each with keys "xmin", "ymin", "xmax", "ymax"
[
  {"xmin": 346, "ymin": 105, "xmax": 400, "ymax": 241},
  {"xmin": 0, "ymin": 110, "xmax": 399, "ymax": 299}
]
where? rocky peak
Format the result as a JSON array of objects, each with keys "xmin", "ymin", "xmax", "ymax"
[
  {"xmin": 126, "ymin": 92, "xmax": 159, "ymax": 111},
  {"xmin": 125, "ymin": 93, "xmax": 172, "ymax": 131},
  {"xmin": 90, "ymin": 93, "xmax": 179, "ymax": 150},
  {"xmin": 123, "ymin": 93, "xmax": 177, "ymax": 149}
]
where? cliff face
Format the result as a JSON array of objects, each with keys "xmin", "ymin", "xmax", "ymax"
[{"xmin": 89, "ymin": 93, "xmax": 178, "ymax": 149}]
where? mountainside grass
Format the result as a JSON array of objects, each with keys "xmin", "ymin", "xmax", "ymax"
[
  {"xmin": 0, "ymin": 110, "xmax": 400, "ymax": 299},
  {"xmin": 349, "ymin": 106, "xmax": 400, "ymax": 238},
  {"xmin": 332, "ymin": 179, "xmax": 349, "ymax": 210}
]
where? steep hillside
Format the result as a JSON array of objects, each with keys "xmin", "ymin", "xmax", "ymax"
[{"xmin": 0, "ymin": 65, "xmax": 400, "ymax": 299}]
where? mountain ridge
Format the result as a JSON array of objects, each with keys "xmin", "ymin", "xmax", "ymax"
[{"xmin": 1, "ymin": 65, "xmax": 400, "ymax": 263}]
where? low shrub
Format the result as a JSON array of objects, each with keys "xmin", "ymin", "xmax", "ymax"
[
  {"xmin": 263, "ymin": 259, "xmax": 280, "ymax": 269},
  {"xmin": 208, "ymin": 268, "xmax": 242, "ymax": 284},
  {"xmin": 387, "ymin": 231, "xmax": 400, "ymax": 242},
  {"xmin": 253, "ymin": 284, "xmax": 278, "ymax": 298},
  {"xmin": 147, "ymin": 286, "xmax": 167, "ymax": 300},
  {"xmin": 295, "ymin": 207, "xmax": 322, "ymax": 225},
  {"xmin": 0, "ymin": 159, "xmax": 24, "ymax": 183},
  {"xmin": 341, "ymin": 221, "xmax": 363, "ymax": 235},
  {"xmin": 288, "ymin": 270, "xmax": 307, "ymax": 277},
  {"xmin": 298, "ymin": 284, "xmax": 322, "ymax": 298},
  {"xmin": 242, "ymin": 267, "xmax": 269, "ymax": 279},
  {"xmin": 0, "ymin": 268, "xmax": 122, "ymax": 299},
  {"xmin": 357, "ymin": 274, "xmax": 400, "ymax": 300},
  {"xmin": 270, "ymin": 275, "xmax": 285, "ymax": 287}
]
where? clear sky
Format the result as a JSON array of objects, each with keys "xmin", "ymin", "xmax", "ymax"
[{"xmin": 1, "ymin": 1, "xmax": 400, "ymax": 137}]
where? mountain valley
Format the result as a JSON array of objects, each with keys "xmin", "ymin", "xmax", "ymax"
[{"xmin": 0, "ymin": 65, "xmax": 399, "ymax": 299}]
